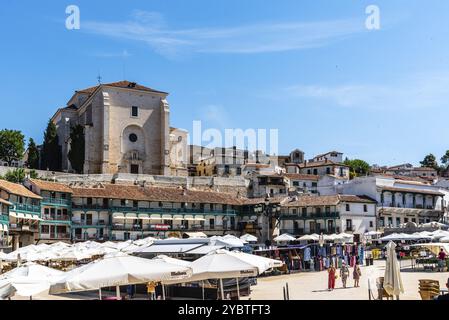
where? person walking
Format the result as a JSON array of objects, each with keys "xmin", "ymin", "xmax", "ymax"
[
  {"xmin": 340, "ymin": 262, "xmax": 350, "ymax": 288},
  {"xmin": 438, "ymin": 248, "xmax": 446, "ymax": 272},
  {"xmin": 328, "ymin": 264, "xmax": 336, "ymax": 291},
  {"xmin": 353, "ymin": 263, "xmax": 362, "ymax": 288}
]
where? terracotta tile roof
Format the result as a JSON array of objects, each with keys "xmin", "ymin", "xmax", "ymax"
[
  {"xmin": 412, "ymin": 167, "xmax": 437, "ymax": 172},
  {"xmin": 283, "ymin": 194, "xmax": 376, "ymax": 207},
  {"xmin": 76, "ymin": 81, "xmax": 168, "ymax": 96},
  {"xmin": 284, "ymin": 174, "xmax": 320, "ymax": 181},
  {"xmin": 29, "ymin": 179, "xmax": 73, "ymax": 194},
  {"xmin": 299, "ymin": 160, "xmax": 349, "ymax": 169},
  {"xmin": 0, "ymin": 180, "xmax": 42, "ymax": 199},
  {"xmin": 70, "ymin": 184, "xmax": 244, "ymax": 205},
  {"xmin": 238, "ymin": 196, "xmax": 288, "ymax": 206},
  {"xmin": 379, "ymin": 186, "xmax": 444, "ymax": 196}
]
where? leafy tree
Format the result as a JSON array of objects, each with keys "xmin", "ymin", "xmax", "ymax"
[
  {"xmin": 343, "ymin": 159, "xmax": 370, "ymax": 178},
  {"xmin": 3, "ymin": 168, "xmax": 25, "ymax": 183},
  {"xmin": 27, "ymin": 138, "xmax": 40, "ymax": 169},
  {"xmin": 67, "ymin": 125, "xmax": 85, "ymax": 173},
  {"xmin": 41, "ymin": 120, "xmax": 61, "ymax": 171},
  {"xmin": 441, "ymin": 150, "xmax": 449, "ymax": 168},
  {"xmin": 29, "ymin": 170, "xmax": 39, "ymax": 179},
  {"xmin": 420, "ymin": 154, "xmax": 439, "ymax": 170},
  {"xmin": 0, "ymin": 129, "xmax": 25, "ymax": 166}
]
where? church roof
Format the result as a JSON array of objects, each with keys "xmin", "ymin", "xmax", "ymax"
[{"xmin": 76, "ymin": 80, "xmax": 168, "ymax": 96}]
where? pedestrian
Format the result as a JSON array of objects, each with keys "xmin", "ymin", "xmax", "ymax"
[
  {"xmin": 146, "ymin": 281, "xmax": 156, "ymax": 300},
  {"xmin": 340, "ymin": 262, "xmax": 350, "ymax": 288},
  {"xmin": 353, "ymin": 263, "xmax": 362, "ymax": 288},
  {"xmin": 328, "ymin": 264, "xmax": 336, "ymax": 291},
  {"xmin": 127, "ymin": 285, "xmax": 135, "ymax": 299},
  {"xmin": 438, "ymin": 249, "xmax": 446, "ymax": 272}
]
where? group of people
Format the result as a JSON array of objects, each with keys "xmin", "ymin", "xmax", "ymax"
[{"xmin": 327, "ymin": 262, "xmax": 362, "ymax": 291}]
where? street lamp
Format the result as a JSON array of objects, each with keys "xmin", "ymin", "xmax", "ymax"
[{"xmin": 254, "ymin": 194, "xmax": 282, "ymax": 245}]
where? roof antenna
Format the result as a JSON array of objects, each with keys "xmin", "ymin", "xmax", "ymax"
[{"xmin": 97, "ymin": 72, "xmax": 102, "ymax": 85}]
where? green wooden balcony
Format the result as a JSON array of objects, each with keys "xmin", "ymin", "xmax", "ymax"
[
  {"xmin": 12, "ymin": 203, "xmax": 41, "ymax": 215},
  {"xmin": 41, "ymin": 198, "xmax": 71, "ymax": 207}
]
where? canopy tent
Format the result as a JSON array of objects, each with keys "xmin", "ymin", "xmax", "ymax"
[
  {"xmin": 134, "ymin": 243, "xmax": 204, "ymax": 254},
  {"xmin": 0, "ymin": 279, "xmax": 16, "ymax": 300},
  {"xmin": 365, "ymin": 231, "xmax": 382, "ymax": 236},
  {"xmin": 210, "ymin": 235, "xmax": 245, "ymax": 248},
  {"xmin": 226, "ymin": 250, "xmax": 284, "ymax": 274},
  {"xmin": 273, "ymin": 234, "xmax": 296, "ymax": 242},
  {"xmin": 440, "ymin": 237, "xmax": 449, "ymax": 244},
  {"xmin": 409, "ymin": 243, "xmax": 449, "ymax": 255},
  {"xmin": 186, "ymin": 246, "xmax": 225, "ymax": 255},
  {"xmin": 49, "ymin": 253, "xmax": 192, "ymax": 295},
  {"xmin": 384, "ymin": 241, "xmax": 404, "ymax": 299},
  {"xmin": 240, "ymin": 234, "xmax": 258, "ymax": 243}
]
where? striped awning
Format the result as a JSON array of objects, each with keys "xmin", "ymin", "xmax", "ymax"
[{"xmin": 112, "ymin": 213, "xmax": 125, "ymax": 219}]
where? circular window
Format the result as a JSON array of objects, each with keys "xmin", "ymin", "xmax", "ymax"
[{"xmin": 129, "ymin": 133, "xmax": 138, "ymax": 143}]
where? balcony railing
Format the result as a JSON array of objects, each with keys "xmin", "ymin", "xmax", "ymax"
[
  {"xmin": 0, "ymin": 215, "xmax": 9, "ymax": 223},
  {"xmin": 42, "ymin": 198, "xmax": 71, "ymax": 206},
  {"xmin": 13, "ymin": 203, "xmax": 41, "ymax": 214},
  {"xmin": 9, "ymin": 224, "xmax": 39, "ymax": 232},
  {"xmin": 110, "ymin": 207, "xmax": 237, "ymax": 216},
  {"xmin": 40, "ymin": 233, "xmax": 71, "ymax": 240},
  {"xmin": 42, "ymin": 215, "xmax": 71, "ymax": 222},
  {"xmin": 71, "ymin": 220, "xmax": 109, "ymax": 227},
  {"xmin": 280, "ymin": 212, "xmax": 340, "ymax": 220}
]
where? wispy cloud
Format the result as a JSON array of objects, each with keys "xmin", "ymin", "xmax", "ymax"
[
  {"xmin": 88, "ymin": 49, "xmax": 132, "ymax": 58},
  {"xmin": 283, "ymin": 71, "xmax": 449, "ymax": 110},
  {"xmin": 82, "ymin": 11, "xmax": 367, "ymax": 57},
  {"xmin": 198, "ymin": 104, "xmax": 232, "ymax": 129}
]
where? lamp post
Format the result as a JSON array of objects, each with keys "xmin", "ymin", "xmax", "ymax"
[{"xmin": 254, "ymin": 194, "xmax": 282, "ymax": 245}]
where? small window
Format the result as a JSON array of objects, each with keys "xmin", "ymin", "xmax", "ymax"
[
  {"xmin": 121, "ymin": 199, "xmax": 126, "ymax": 206},
  {"xmin": 131, "ymin": 106, "xmax": 139, "ymax": 117},
  {"xmin": 363, "ymin": 204, "xmax": 367, "ymax": 212},
  {"xmin": 346, "ymin": 204, "xmax": 350, "ymax": 211},
  {"xmin": 369, "ymin": 221, "xmax": 373, "ymax": 228}
]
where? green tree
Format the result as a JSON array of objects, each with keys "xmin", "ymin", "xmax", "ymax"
[
  {"xmin": 41, "ymin": 120, "xmax": 61, "ymax": 171},
  {"xmin": 0, "ymin": 129, "xmax": 25, "ymax": 166},
  {"xmin": 29, "ymin": 169, "xmax": 39, "ymax": 179},
  {"xmin": 344, "ymin": 159, "xmax": 370, "ymax": 178},
  {"xmin": 3, "ymin": 168, "xmax": 25, "ymax": 183},
  {"xmin": 420, "ymin": 154, "xmax": 439, "ymax": 170},
  {"xmin": 441, "ymin": 150, "xmax": 449, "ymax": 168},
  {"xmin": 67, "ymin": 125, "xmax": 85, "ymax": 173},
  {"xmin": 27, "ymin": 138, "xmax": 40, "ymax": 169}
]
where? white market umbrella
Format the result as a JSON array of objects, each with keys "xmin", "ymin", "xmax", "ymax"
[
  {"xmin": 273, "ymin": 234, "xmax": 296, "ymax": 242},
  {"xmin": 54, "ymin": 248, "xmax": 92, "ymax": 262},
  {"xmin": 152, "ymin": 255, "xmax": 192, "ymax": 268},
  {"xmin": 164, "ymin": 249, "xmax": 259, "ymax": 300},
  {"xmin": 227, "ymin": 251, "xmax": 283, "ymax": 274},
  {"xmin": 240, "ymin": 234, "xmax": 258, "ymax": 243},
  {"xmin": 0, "ymin": 279, "xmax": 16, "ymax": 300},
  {"xmin": 298, "ymin": 234, "xmax": 319, "ymax": 241},
  {"xmin": 0, "ymin": 262, "xmax": 65, "ymax": 298},
  {"xmin": 49, "ymin": 253, "xmax": 192, "ymax": 298},
  {"xmin": 440, "ymin": 237, "xmax": 449, "ymax": 243},
  {"xmin": 210, "ymin": 236, "xmax": 245, "ymax": 248},
  {"xmin": 384, "ymin": 241, "xmax": 404, "ymax": 299}
]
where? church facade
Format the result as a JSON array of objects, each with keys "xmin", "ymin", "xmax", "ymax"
[{"xmin": 51, "ymin": 81, "xmax": 187, "ymax": 176}]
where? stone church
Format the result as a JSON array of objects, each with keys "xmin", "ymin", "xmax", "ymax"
[{"xmin": 51, "ymin": 81, "xmax": 187, "ymax": 176}]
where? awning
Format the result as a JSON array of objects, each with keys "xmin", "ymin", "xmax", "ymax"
[
  {"xmin": 149, "ymin": 214, "xmax": 162, "ymax": 220},
  {"xmin": 194, "ymin": 215, "xmax": 205, "ymax": 221},
  {"xmin": 138, "ymin": 214, "xmax": 150, "ymax": 220},
  {"xmin": 3, "ymin": 225, "xmax": 7, "ymax": 232},
  {"xmin": 24, "ymin": 214, "xmax": 33, "ymax": 221},
  {"xmin": 125, "ymin": 213, "xmax": 138, "ymax": 220},
  {"xmin": 112, "ymin": 213, "xmax": 125, "ymax": 219},
  {"xmin": 29, "ymin": 215, "xmax": 43, "ymax": 221},
  {"xmin": 17, "ymin": 213, "xmax": 25, "ymax": 219},
  {"xmin": 0, "ymin": 224, "xmax": 3, "ymax": 232},
  {"xmin": 9, "ymin": 212, "xmax": 18, "ymax": 218},
  {"xmin": 183, "ymin": 215, "xmax": 196, "ymax": 221},
  {"xmin": 161, "ymin": 214, "xmax": 173, "ymax": 221},
  {"xmin": 173, "ymin": 215, "xmax": 184, "ymax": 221}
]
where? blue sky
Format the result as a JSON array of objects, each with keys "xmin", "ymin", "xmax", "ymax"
[{"xmin": 0, "ymin": 1, "xmax": 448, "ymax": 166}]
